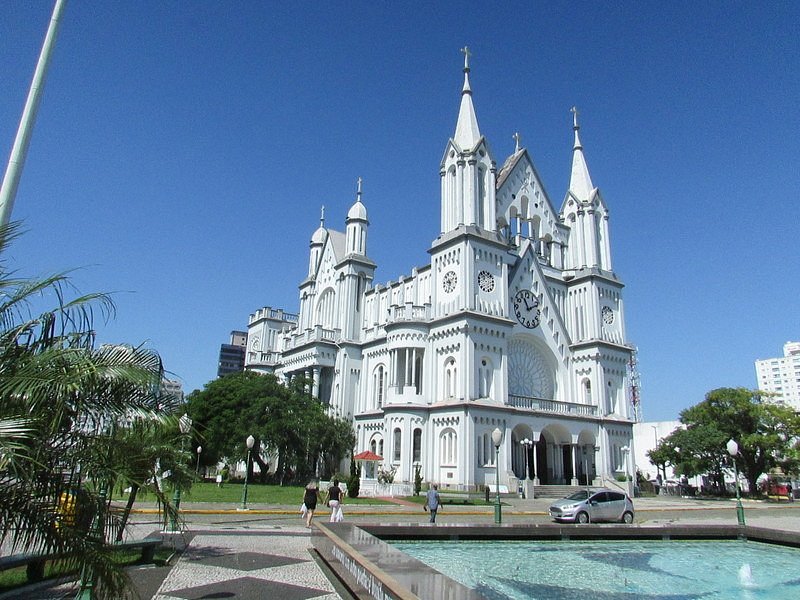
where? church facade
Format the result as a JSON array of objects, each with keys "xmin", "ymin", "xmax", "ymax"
[{"xmin": 246, "ymin": 54, "xmax": 636, "ymax": 491}]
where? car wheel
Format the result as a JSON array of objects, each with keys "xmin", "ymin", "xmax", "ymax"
[
  {"xmin": 576, "ymin": 511, "xmax": 589, "ymax": 524},
  {"xmin": 621, "ymin": 511, "xmax": 634, "ymax": 524}
]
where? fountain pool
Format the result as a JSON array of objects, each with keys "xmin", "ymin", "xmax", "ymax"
[{"xmin": 392, "ymin": 539, "xmax": 800, "ymax": 599}]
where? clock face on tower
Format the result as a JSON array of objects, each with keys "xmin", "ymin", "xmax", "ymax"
[
  {"xmin": 442, "ymin": 270, "xmax": 457, "ymax": 293},
  {"xmin": 513, "ymin": 289, "xmax": 540, "ymax": 329}
]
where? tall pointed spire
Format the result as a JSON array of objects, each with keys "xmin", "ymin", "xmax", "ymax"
[
  {"xmin": 568, "ymin": 106, "xmax": 594, "ymax": 200},
  {"xmin": 453, "ymin": 46, "xmax": 481, "ymax": 150}
]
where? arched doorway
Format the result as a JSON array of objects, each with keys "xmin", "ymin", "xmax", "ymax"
[{"xmin": 539, "ymin": 425, "xmax": 571, "ymax": 484}]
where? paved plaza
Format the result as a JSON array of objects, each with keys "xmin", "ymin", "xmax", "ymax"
[{"xmin": 2, "ymin": 495, "xmax": 799, "ymax": 600}]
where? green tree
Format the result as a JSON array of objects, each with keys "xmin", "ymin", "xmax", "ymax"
[
  {"xmin": 659, "ymin": 387, "xmax": 800, "ymax": 495},
  {"xmin": 648, "ymin": 423, "xmax": 728, "ymax": 492},
  {"xmin": 0, "ymin": 223, "xmax": 170, "ymax": 598},
  {"xmin": 187, "ymin": 371, "xmax": 355, "ymax": 484}
]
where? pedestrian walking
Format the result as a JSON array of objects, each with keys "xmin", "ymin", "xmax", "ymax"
[
  {"xmin": 303, "ymin": 481, "xmax": 320, "ymax": 528},
  {"xmin": 327, "ymin": 479, "xmax": 344, "ymax": 522},
  {"xmin": 424, "ymin": 484, "xmax": 441, "ymax": 523}
]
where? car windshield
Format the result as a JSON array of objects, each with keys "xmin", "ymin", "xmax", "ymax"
[{"xmin": 565, "ymin": 490, "xmax": 589, "ymax": 501}]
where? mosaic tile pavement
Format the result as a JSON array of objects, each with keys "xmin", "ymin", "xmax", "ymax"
[{"xmin": 154, "ymin": 528, "xmax": 341, "ymax": 600}]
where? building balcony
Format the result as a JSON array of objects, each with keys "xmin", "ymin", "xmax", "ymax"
[
  {"xmin": 507, "ymin": 394, "xmax": 598, "ymax": 416},
  {"xmin": 387, "ymin": 303, "xmax": 430, "ymax": 324},
  {"xmin": 284, "ymin": 325, "xmax": 340, "ymax": 350},
  {"xmin": 246, "ymin": 351, "xmax": 281, "ymax": 367}
]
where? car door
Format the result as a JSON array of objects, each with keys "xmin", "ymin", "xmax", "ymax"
[
  {"xmin": 588, "ymin": 491, "xmax": 609, "ymax": 521},
  {"xmin": 605, "ymin": 492, "xmax": 626, "ymax": 521}
]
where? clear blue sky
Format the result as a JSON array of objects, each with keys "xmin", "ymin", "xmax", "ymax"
[{"xmin": 2, "ymin": 2, "xmax": 798, "ymax": 421}]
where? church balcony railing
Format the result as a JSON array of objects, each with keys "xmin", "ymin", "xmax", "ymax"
[
  {"xmin": 387, "ymin": 303, "xmax": 430, "ymax": 323},
  {"xmin": 507, "ymin": 394, "xmax": 598, "ymax": 416},
  {"xmin": 247, "ymin": 351, "xmax": 280, "ymax": 366},
  {"xmin": 285, "ymin": 325, "xmax": 340, "ymax": 349}
]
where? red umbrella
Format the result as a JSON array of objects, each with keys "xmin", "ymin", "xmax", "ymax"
[{"xmin": 353, "ymin": 450, "xmax": 383, "ymax": 462}]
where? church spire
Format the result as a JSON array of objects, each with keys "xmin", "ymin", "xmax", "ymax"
[
  {"xmin": 453, "ymin": 46, "xmax": 481, "ymax": 150},
  {"xmin": 346, "ymin": 177, "xmax": 368, "ymax": 255},
  {"xmin": 568, "ymin": 106, "xmax": 595, "ymax": 201}
]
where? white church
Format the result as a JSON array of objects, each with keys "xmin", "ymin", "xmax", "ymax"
[{"xmin": 245, "ymin": 52, "xmax": 636, "ymax": 493}]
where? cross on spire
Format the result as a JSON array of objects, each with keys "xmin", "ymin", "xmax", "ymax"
[
  {"xmin": 356, "ymin": 176, "xmax": 363, "ymax": 201},
  {"xmin": 570, "ymin": 106, "xmax": 580, "ymax": 130},
  {"xmin": 513, "ymin": 131, "xmax": 521, "ymax": 153},
  {"xmin": 460, "ymin": 46, "xmax": 471, "ymax": 71},
  {"xmin": 320, "ymin": 205, "xmax": 325, "ymax": 227}
]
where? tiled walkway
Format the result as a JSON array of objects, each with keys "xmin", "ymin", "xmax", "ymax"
[{"xmin": 153, "ymin": 528, "xmax": 341, "ymax": 600}]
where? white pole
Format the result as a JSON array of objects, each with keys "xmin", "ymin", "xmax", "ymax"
[{"xmin": 0, "ymin": 0, "xmax": 68, "ymax": 227}]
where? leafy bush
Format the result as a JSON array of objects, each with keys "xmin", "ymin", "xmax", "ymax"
[
  {"xmin": 347, "ymin": 458, "xmax": 360, "ymax": 498},
  {"xmin": 377, "ymin": 466, "xmax": 396, "ymax": 484},
  {"xmin": 413, "ymin": 465, "xmax": 423, "ymax": 496}
]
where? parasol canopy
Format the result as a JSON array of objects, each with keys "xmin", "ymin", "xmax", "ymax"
[{"xmin": 353, "ymin": 450, "xmax": 383, "ymax": 462}]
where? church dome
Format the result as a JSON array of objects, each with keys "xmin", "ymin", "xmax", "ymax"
[
  {"xmin": 347, "ymin": 199, "xmax": 367, "ymax": 221},
  {"xmin": 311, "ymin": 225, "xmax": 327, "ymax": 244}
]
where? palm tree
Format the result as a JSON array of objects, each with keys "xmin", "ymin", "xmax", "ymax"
[{"xmin": 0, "ymin": 222, "xmax": 171, "ymax": 598}]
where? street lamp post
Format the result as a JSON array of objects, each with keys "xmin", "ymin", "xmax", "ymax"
[
  {"xmin": 195, "ymin": 445, "xmax": 202, "ymax": 481},
  {"xmin": 240, "ymin": 435, "xmax": 255, "ymax": 510},
  {"xmin": 727, "ymin": 438, "xmax": 746, "ymax": 526},
  {"xmin": 520, "ymin": 438, "xmax": 533, "ymax": 499},
  {"xmin": 167, "ymin": 414, "xmax": 192, "ymax": 533},
  {"xmin": 492, "ymin": 427, "xmax": 504, "ymax": 524}
]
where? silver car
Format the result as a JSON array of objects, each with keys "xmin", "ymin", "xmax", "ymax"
[{"xmin": 549, "ymin": 488, "xmax": 635, "ymax": 524}]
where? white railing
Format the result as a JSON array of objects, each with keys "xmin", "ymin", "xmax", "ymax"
[
  {"xmin": 285, "ymin": 325, "xmax": 340, "ymax": 350},
  {"xmin": 507, "ymin": 395, "xmax": 598, "ymax": 416},
  {"xmin": 357, "ymin": 481, "xmax": 413, "ymax": 497},
  {"xmin": 387, "ymin": 304, "xmax": 430, "ymax": 323}
]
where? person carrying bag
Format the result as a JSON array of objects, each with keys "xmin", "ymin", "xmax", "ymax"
[{"xmin": 327, "ymin": 479, "xmax": 344, "ymax": 522}]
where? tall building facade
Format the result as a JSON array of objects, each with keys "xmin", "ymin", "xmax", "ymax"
[
  {"xmin": 249, "ymin": 55, "xmax": 636, "ymax": 490},
  {"xmin": 216, "ymin": 330, "xmax": 247, "ymax": 377},
  {"xmin": 755, "ymin": 341, "xmax": 800, "ymax": 410}
]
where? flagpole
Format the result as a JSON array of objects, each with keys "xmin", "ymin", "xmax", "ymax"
[{"xmin": 0, "ymin": 0, "xmax": 68, "ymax": 227}]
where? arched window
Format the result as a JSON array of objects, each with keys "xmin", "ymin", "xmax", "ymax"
[
  {"xmin": 315, "ymin": 288, "xmax": 337, "ymax": 329},
  {"xmin": 439, "ymin": 428, "xmax": 457, "ymax": 466},
  {"xmin": 393, "ymin": 428, "xmax": 402, "ymax": 462},
  {"xmin": 478, "ymin": 358, "xmax": 494, "ymax": 398},
  {"xmin": 608, "ymin": 379, "xmax": 617, "ymax": 414},
  {"xmin": 583, "ymin": 378, "xmax": 592, "ymax": 404},
  {"xmin": 373, "ymin": 365, "xmax": 386, "ymax": 408},
  {"xmin": 368, "ymin": 436, "xmax": 382, "ymax": 479},
  {"xmin": 477, "ymin": 166, "xmax": 486, "ymax": 227},
  {"xmin": 412, "ymin": 428, "xmax": 422, "ymax": 463},
  {"xmin": 444, "ymin": 357, "xmax": 457, "ymax": 398}
]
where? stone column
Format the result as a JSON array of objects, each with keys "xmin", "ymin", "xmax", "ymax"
[{"xmin": 312, "ymin": 367, "xmax": 320, "ymax": 399}]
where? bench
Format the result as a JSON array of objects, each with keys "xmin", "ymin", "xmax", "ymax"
[{"xmin": 0, "ymin": 537, "xmax": 162, "ymax": 584}]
